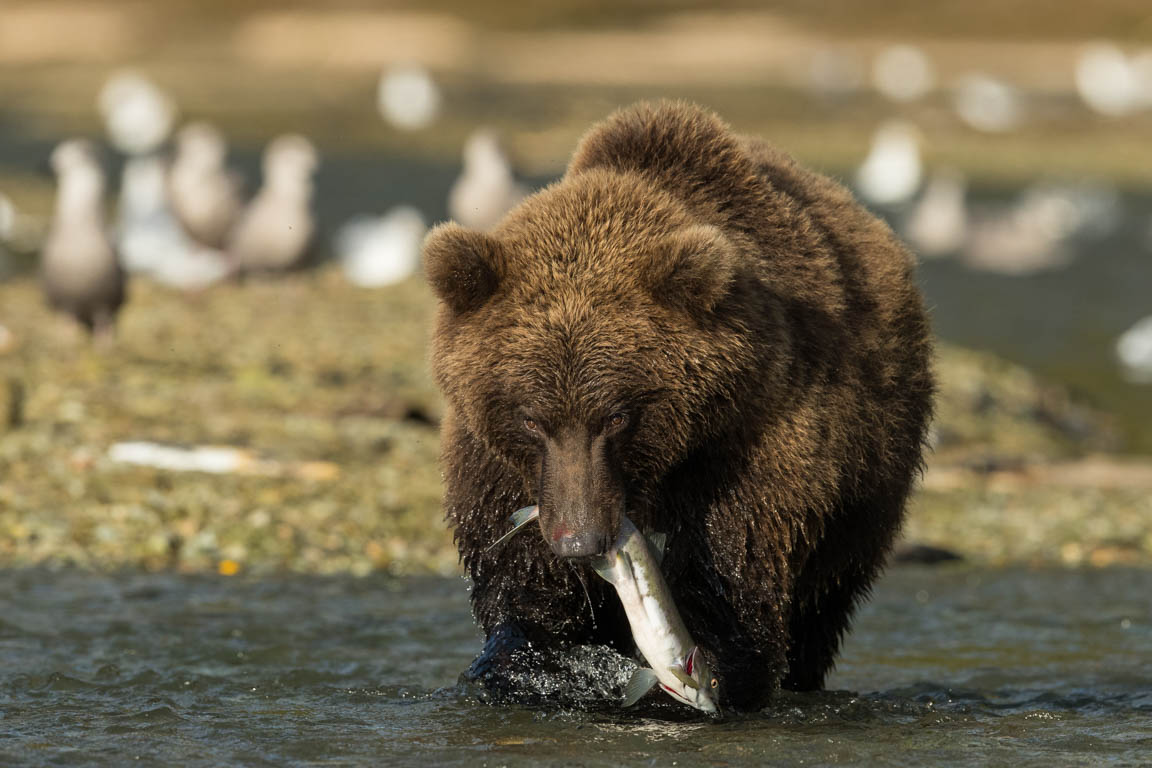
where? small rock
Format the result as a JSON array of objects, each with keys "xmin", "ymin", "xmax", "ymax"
[
  {"xmin": 2, "ymin": 377, "xmax": 25, "ymax": 429},
  {"xmin": 892, "ymin": 543, "xmax": 964, "ymax": 565},
  {"xmin": 1060, "ymin": 541, "xmax": 1085, "ymax": 565},
  {"xmin": 1088, "ymin": 545, "xmax": 1143, "ymax": 568},
  {"xmin": 0, "ymin": 324, "xmax": 15, "ymax": 354}
]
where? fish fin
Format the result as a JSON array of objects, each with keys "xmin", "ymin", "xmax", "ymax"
[
  {"xmin": 509, "ymin": 505, "xmax": 540, "ymax": 528},
  {"xmin": 621, "ymin": 668, "xmax": 659, "ymax": 707},
  {"xmin": 590, "ymin": 554, "xmax": 615, "ymax": 583},
  {"xmin": 592, "ymin": 546, "xmax": 631, "ymax": 585},
  {"xmin": 685, "ymin": 645, "xmax": 699, "ymax": 677},
  {"xmin": 669, "ymin": 664, "xmax": 700, "ymax": 690},
  {"xmin": 484, "ymin": 505, "xmax": 540, "ymax": 552},
  {"xmin": 645, "ymin": 532, "xmax": 667, "ymax": 565}
]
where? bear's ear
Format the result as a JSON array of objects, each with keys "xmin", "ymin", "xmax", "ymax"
[
  {"xmin": 647, "ymin": 225, "xmax": 737, "ymax": 314},
  {"xmin": 423, "ymin": 223, "xmax": 504, "ymax": 315}
]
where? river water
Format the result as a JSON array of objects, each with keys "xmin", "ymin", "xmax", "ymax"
[{"xmin": 1, "ymin": 566, "xmax": 1149, "ymax": 766}]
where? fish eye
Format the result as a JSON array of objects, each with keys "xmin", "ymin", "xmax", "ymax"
[{"xmin": 710, "ymin": 677, "xmax": 719, "ymax": 690}]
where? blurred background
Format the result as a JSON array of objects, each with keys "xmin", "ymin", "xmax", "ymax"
[{"xmin": 1, "ymin": 0, "xmax": 1151, "ymax": 574}]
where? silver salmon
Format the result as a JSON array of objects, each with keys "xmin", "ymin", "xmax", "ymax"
[{"xmin": 491, "ymin": 505, "xmax": 721, "ymax": 714}]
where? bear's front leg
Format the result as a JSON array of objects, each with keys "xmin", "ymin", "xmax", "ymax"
[
  {"xmin": 461, "ymin": 621, "xmax": 640, "ymax": 709},
  {"xmin": 458, "ymin": 519, "xmax": 640, "ymax": 708}
]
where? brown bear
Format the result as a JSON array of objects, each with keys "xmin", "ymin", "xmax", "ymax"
[{"xmin": 423, "ymin": 101, "xmax": 934, "ymax": 711}]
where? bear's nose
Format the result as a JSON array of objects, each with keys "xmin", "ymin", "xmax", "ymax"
[{"xmin": 551, "ymin": 530, "xmax": 610, "ymax": 559}]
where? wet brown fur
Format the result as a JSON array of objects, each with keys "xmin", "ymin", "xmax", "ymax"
[{"xmin": 425, "ymin": 101, "xmax": 934, "ymax": 710}]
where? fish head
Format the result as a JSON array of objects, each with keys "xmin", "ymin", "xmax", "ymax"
[{"xmin": 664, "ymin": 645, "xmax": 721, "ymax": 715}]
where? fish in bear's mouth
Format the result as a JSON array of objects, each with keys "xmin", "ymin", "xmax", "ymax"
[{"xmin": 490, "ymin": 505, "xmax": 722, "ymax": 715}]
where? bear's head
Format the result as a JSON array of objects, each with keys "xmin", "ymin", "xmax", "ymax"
[{"xmin": 425, "ymin": 169, "xmax": 763, "ymax": 559}]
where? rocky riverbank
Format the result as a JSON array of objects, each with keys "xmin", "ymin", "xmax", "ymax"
[{"xmin": 1, "ymin": 274, "xmax": 1148, "ymax": 573}]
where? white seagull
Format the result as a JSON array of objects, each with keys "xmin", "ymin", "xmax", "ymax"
[
  {"xmin": 855, "ymin": 120, "xmax": 922, "ymax": 207},
  {"xmin": 169, "ymin": 122, "xmax": 243, "ymax": 248},
  {"xmin": 227, "ymin": 135, "xmax": 319, "ymax": 274},
  {"xmin": 905, "ymin": 169, "xmax": 968, "ymax": 258},
  {"xmin": 98, "ymin": 71, "xmax": 177, "ymax": 156},
  {"xmin": 337, "ymin": 206, "xmax": 428, "ymax": 288},
  {"xmin": 1076, "ymin": 42, "xmax": 1142, "ymax": 117},
  {"xmin": 117, "ymin": 155, "xmax": 232, "ymax": 291},
  {"xmin": 953, "ymin": 74, "xmax": 1023, "ymax": 133},
  {"xmin": 377, "ymin": 65, "xmax": 442, "ymax": 131},
  {"xmin": 871, "ymin": 44, "xmax": 935, "ymax": 103},
  {"xmin": 448, "ymin": 129, "xmax": 528, "ymax": 231},
  {"xmin": 1116, "ymin": 316, "xmax": 1152, "ymax": 384}
]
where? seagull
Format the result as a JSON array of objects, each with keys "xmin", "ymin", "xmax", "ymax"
[
  {"xmin": 871, "ymin": 44, "xmax": 935, "ymax": 103},
  {"xmin": 117, "ymin": 155, "xmax": 231, "ymax": 291},
  {"xmin": 227, "ymin": 134, "xmax": 318, "ymax": 275},
  {"xmin": 807, "ymin": 47, "xmax": 865, "ymax": 100},
  {"xmin": 855, "ymin": 121, "xmax": 922, "ymax": 207},
  {"xmin": 41, "ymin": 140, "xmax": 126, "ymax": 340},
  {"xmin": 1116, "ymin": 316, "xmax": 1152, "ymax": 384},
  {"xmin": 117, "ymin": 154, "xmax": 182, "ymax": 275},
  {"xmin": 377, "ymin": 65, "xmax": 441, "ymax": 131},
  {"xmin": 1076, "ymin": 43, "xmax": 1141, "ymax": 117},
  {"xmin": 448, "ymin": 129, "xmax": 528, "ymax": 231},
  {"xmin": 953, "ymin": 74, "xmax": 1022, "ymax": 133},
  {"xmin": 337, "ymin": 206, "xmax": 427, "ymax": 288},
  {"xmin": 904, "ymin": 169, "xmax": 968, "ymax": 258},
  {"xmin": 0, "ymin": 192, "xmax": 13, "ymax": 242},
  {"xmin": 98, "ymin": 71, "xmax": 177, "ymax": 156},
  {"xmin": 168, "ymin": 122, "xmax": 243, "ymax": 248},
  {"xmin": 959, "ymin": 186, "xmax": 1085, "ymax": 275}
]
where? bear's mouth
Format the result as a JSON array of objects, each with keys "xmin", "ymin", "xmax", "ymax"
[
  {"xmin": 545, "ymin": 524, "xmax": 614, "ymax": 559},
  {"xmin": 536, "ymin": 434, "xmax": 625, "ymax": 560}
]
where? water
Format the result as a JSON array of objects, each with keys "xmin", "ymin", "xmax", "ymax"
[{"xmin": 1, "ymin": 566, "xmax": 1149, "ymax": 766}]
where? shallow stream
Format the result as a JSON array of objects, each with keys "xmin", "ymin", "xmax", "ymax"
[{"xmin": 1, "ymin": 566, "xmax": 1149, "ymax": 766}]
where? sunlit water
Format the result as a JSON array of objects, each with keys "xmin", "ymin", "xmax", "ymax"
[{"xmin": 1, "ymin": 566, "xmax": 1149, "ymax": 766}]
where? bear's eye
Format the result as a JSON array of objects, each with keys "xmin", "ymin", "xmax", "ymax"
[
  {"xmin": 523, "ymin": 417, "xmax": 539, "ymax": 433},
  {"xmin": 607, "ymin": 413, "xmax": 628, "ymax": 430}
]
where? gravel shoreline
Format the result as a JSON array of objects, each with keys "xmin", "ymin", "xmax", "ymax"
[{"xmin": 1, "ymin": 274, "xmax": 1148, "ymax": 573}]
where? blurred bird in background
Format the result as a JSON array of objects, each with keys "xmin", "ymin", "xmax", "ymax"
[
  {"xmin": 855, "ymin": 120, "xmax": 922, "ymax": 208},
  {"xmin": 169, "ymin": 122, "xmax": 244, "ymax": 249},
  {"xmin": 905, "ymin": 169, "xmax": 969, "ymax": 258},
  {"xmin": 226, "ymin": 134, "xmax": 319, "ymax": 275},
  {"xmin": 337, "ymin": 206, "xmax": 427, "ymax": 289},
  {"xmin": 448, "ymin": 129, "xmax": 527, "ymax": 231},
  {"xmin": 41, "ymin": 140, "xmax": 125, "ymax": 341}
]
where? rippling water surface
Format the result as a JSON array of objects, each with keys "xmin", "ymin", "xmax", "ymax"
[{"xmin": 1, "ymin": 566, "xmax": 1149, "ymax": 766}]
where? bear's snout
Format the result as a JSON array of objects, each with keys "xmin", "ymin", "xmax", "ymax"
[{"xmin": 537, "ymin": 426, "xmax": 623, "ymax": 560}]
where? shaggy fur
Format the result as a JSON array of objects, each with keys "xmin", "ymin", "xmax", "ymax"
[{"xmin": 424, "ymin": 101, "xmax": 934, "ymax": 711}]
